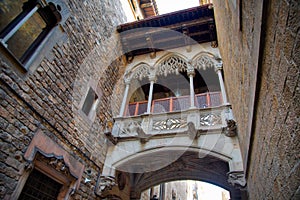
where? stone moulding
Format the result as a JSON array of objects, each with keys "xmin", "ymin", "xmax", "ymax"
[
  {"xmin": 24, "ymin": 130, "xmax": 85, "ymax": 189},
  {"xmin": 112, "ymin": 105, "xmax": 235, "ymax": 140}
]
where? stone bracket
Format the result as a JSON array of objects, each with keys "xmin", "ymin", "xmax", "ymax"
[
  {"xmin": 105, "ymin": 131, "xmax": 119, "ymax": 145},
  {"xmin": 227, "ymin": 171, "xmax": 247, "ymax": 189}
]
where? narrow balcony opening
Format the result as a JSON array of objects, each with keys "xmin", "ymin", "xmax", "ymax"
[{"xmin": 125, "ymin": 67, "xmax": 222, "ymax": 116}]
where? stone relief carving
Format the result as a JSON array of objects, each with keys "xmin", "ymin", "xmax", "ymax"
[
  {"xmin": 200, "ymin": 113, "xmax": 222, "ymax": 126},
  {"xmin": 95, "ymin": 175, "xmax": 117, "ymax": 197},
  {"xmin": 193, "ymin": 55, "xmax": 215, "ymax": 70},
  {"xmin": 153, "ymin": 118, "xmax": 187, "ymax": 131},
  {"xmin": 35, "ymin": 153, "xmax": 71, "ymax": 177},
  {"xmin": 157, "ymin": 56, "xmax": 188, "ymax": 76},
  {"xmin": 123, "ymin": 121, "xmax": 142, "ymax": 134},
  {"xmin": 227, "ymin": 171, "xmax": 247, "ymax": 189}
]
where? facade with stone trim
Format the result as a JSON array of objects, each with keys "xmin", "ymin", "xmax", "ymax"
[{"xmin": 0, "ymin": 0, "xmax": 299, "ymax": 200}]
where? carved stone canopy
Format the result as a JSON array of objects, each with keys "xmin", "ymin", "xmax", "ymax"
[{"xmin": 124, "ymin": 53, "xmax": 220, "ymax": 84}]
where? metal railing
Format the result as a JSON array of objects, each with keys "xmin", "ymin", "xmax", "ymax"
[{"xmin": 125, "ymin": 91, "xmax": 222, "ymax": 116}]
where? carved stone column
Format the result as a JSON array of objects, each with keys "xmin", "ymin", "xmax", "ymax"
[
  {"xmin": 119, "ymin": 73, "xmax": 131, "ymax": 117},
  {"xmin": 187, "ymin": 62, "xmax": 196, "ymax": 108},
  {"xmin": 147, "ymin": 78, "xmax": 156, "ymax": 114},
  {"xmin": 215, "ymin": 63, "xmax": 228, "ymax": 105}
]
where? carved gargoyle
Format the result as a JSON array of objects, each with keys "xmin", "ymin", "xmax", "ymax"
[
  {"xmin": 224, "ymin": 119, "xmax": 237, "ymax": 137},
  {"xmin": 95, "ymin": 175, "xmax": 117, "ymax": 197},
  {"xmin": 227, "ymin": 171, "xmax": 246, "ymax": 189}
]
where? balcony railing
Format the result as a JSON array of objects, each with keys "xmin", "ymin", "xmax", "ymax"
[{"xmin": 125, "ymin": 91, "xmax": 222, "ymax": 116}]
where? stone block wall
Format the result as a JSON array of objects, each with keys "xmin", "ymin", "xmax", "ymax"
[
  {"xmin": 0, "ymin": 0, "xmax": 127, "ymax": 199},
  {"xmin": 214, "ymin": 0, "xmax": 299, "ymax": 199}
]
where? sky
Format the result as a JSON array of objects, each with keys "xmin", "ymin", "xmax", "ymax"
[
  {"xmin": 156, "ymin": 0, "xmax": 199, "ymax": 14},
  {"xmin": 120, "ymin": 0, "xmax": 199, "ymax": 22}
]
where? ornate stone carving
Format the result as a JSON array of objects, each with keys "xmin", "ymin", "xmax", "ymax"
[
  {"xmin": 132, "ymin": 64, "xmax": 150, "ymax": 80},
  {"xmin": 224, "ymin": 119, "xmax": 237, "ymax": 137},
  {"xmin": 153, "ymin": 118, "xmax": 187, "ymax": 131},
  {"xmin": 227, "ymin": 171, "xmax": 246, "ymax": 189},
  {"xmin": 35, "ymin": 153, "xmax": 71, "ymax": 177},
  {"xmin": 193, "ymin": 55, "xmax": 215, "ymax": 70},
  {"xmin": 200, "ymin": 113, "xmax": 222, "ymax": 126},
  {"xmin": 157, "ymin": 56, "xmax": 188, "ymax": 76},
  {"xmin": 95, "ymin": 175, "xmax": 117, "ymax": 197},
  {"xmin": 118, "ymin": 121, "xmax": 141, "ymax": 135}
]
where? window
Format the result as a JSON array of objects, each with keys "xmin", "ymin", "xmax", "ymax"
[
  {"xmin": 82, "ymin": 87, "xmax": 99, "ymax": 118},
  {"xmin": 0, "ymin": 0, "xmax": 63, "ymax": 70},
  {"xmin": 18, "ymin": 169, "xmax": 62, "ymax": 200}
]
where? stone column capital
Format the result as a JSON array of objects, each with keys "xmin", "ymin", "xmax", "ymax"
[
  {"xmin": 214, "ymin": 62, "xmax": 223, "ymax": 72},
  {"xmin": 148, "ymin": 75, "xmax": 157, "ymax": 82}
]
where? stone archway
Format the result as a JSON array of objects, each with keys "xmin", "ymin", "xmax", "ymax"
[{"xmin": 117, "ymin": 150, "xmax": 242, "ymax": 200}]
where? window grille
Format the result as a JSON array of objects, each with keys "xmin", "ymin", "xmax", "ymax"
[{"xmin": 18, "ymin": 169, "xmax": 62, "ymax": 200}]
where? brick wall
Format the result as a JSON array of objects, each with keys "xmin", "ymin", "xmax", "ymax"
[
  {"xmin": 0, "ymin": 0, "xmax": 126, "ymax": 199},
  {"xmin": 214, "ymin": 0, "xmax": 299, "ymax": 199}
]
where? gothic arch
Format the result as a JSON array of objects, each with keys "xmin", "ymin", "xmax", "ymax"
[
  {"xmin": 112, "ymin": 148, "xmax": 242, "ymax": 200},
  {"xmin": 154, "ymin": 53, "xmax": 189, "ymax": 77},
  {"xmin": 192, "ymin": 52, "xmax": 219, "ymax": 70},
  {"xmin": 124, "ymin": 62, "xmax": 151, "ymax": 82}
]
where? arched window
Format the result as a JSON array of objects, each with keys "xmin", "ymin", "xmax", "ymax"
[{"xmin": 0, "ymin": 0, "xmax": 68, "ymax": 71}]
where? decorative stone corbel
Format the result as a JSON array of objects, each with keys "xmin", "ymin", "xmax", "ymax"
[
  {"xmin": 95, "ymin": 175, "xmax": 117, "ymax": 197},
  {"xmin": 104, "ymin": 131, "xmax": 118, "ymax": 145},
  {"xmin": 227, "ymin": 171, "xmax": 247, "ymax": 189},
  {"xmin": 146, "ymin": 33, "xmax": 156, "ymax": 59},
  {"xmin": 223, "ymin": 119, "xmax": 237, "ymax": 137},
  {"xmin": 187, "ymin": 122, "xmax": 197, "ymax": 139},
  {"xmin": 137, "ymin": 127, "xmax": 151, "ymax": 143},
  {"xmin": 182, "ymin": 25, "xmax": 191, "ymax": 52},
  {"xmin": 208, "ymin": 24, "xmax": 218, "ymax": 48},
  {"xmin": 186, "ymin": 122, "xmax": 204, "ymax": 139}
]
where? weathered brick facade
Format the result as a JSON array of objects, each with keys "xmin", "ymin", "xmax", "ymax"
[
  {"xmin": 0, "ymin": 0, "xmax": 126, "ymax": 199},
  {"xmin": 214, "ymin": 0, "xmax": 299, "ymax": 199}
]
